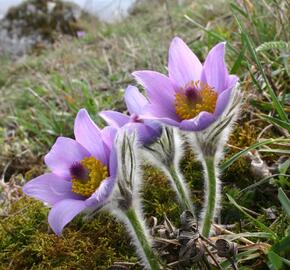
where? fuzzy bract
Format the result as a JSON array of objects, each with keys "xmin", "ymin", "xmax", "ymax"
[
  {"xmin": 23, "ymin": 109, "xmax": 117, "ymax": 235},
  {"xmin": 132, "ymin": 37, "xmax": 239, "ymax": 131}
]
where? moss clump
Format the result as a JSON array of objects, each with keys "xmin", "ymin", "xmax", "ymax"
[
  {"xmin": 6, "ymin": 0, "xmax": 83, "ymax": 39},
  {"xmin": 0, "ymin": 197, "xmax": 138, "ymax": 269},
  {"xmin": 142, "ymin": 150, "xmax": 205, "ymax": 223},
  {"xmin": 0, "ymin": 154, "xmax": 203, "ymax": 269},
  {"xmin": 142, "ymin": 165, "xmax": 179, "ymax": 222},
  {"xmin": 180, "ymin": 151, "xmax": 204, "ymax": 207},
  {"xmin": 1, "ymin": 0, "xmax": 84, "ymax": 56},
  {"xmin": 0, "ymin": 126, "xmax": 278, "ymax": 268},
  {"xmin": 222, "ymin": 122, "xmax": 259, "ymax": 187}
]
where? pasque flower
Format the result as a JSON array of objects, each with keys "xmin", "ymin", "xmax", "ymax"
[
  {"xmin": 132, "ymin": 37, "xmax": 239, "ymax": 131},
  {"xmin": 23, "ymin": 109, "xmax": 117, "ymax": 235},
  {"xmin": 99, "ymin": 85, "xmax": 161, "ymax": 145},
  {"xmin": 133, "ymin": 37, "xmax": 242, "ymax": 238}
]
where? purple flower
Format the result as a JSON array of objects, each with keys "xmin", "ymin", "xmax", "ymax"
[
  {"xmin": 99, "ymin": 85, "xmax": 161, "ymax": 145},
  {"xmin": 132, "ymin": 37, "xmax": 239, "ymax": 131},
  {"xmin": 23, "ymin": 109, "xmax": 117, "ymax": 235},
  {"xmin": 77, "ymin": 31, "xmax": 86, "ymax": 38}
]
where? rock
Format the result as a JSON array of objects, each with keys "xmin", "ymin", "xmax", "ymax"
[{"xmin": 0, "ymin": 0, "xmax": 84, "ymax": 58}]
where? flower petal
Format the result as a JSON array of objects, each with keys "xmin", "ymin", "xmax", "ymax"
[
  {"xmin": 101, "ymin": 126, "xmax": 117, "ymax": 151},
  {"xmin": 74, "ymin": 109, "xmax": 107, "ymax": 165},
  {"xmin": 124, "ymin": 85, "xmax": 148, "ymax": 115},
  {"xmin": 139, "ymin": 124, "xmax": 161, "ymax": 145},
  {"xmin": 201, "ymin": 42, "xmax": 229, "ymax": 93},
  {"xmin": 227, "ymin": 75, "xmax": 239, "ymax": 89},
  {"xmin": 180, "ymin": 111, "xmax": 216, "ymax": 131},
  {"xmin": 168, "ymin": 37, "xmax": 202, "ymax": 87},
  {"xmin": 48, "ymin": 199, "xmax": 86, "ymax": 236},
  {"xmin": 23, "ymin": 173, "xmax": 80, "ymax": 205},
  {"xmin": 142, "ymin": 103, "xmax": 180, "ymax": 125},
  {"xmin": 85, "ymin": 176, "xmax": 116, "ymax": 207},
  {"xmin": 44, "ymin": 137, "xmax": 90, "ymax": 179},
  {"xmin": 109, "ymin": 144, "xmax": 117, "ymax": 178},
  {"xmin": 214, "ymin": 87, "xmax": 233, "ymax": 117},
  {"xmin": 143, "ymin": 121, "xmax": 162, "ymax": 143},
  {"xmin": 124, "ymin": 122, "xmax": 161, "ymax": 145},
  {"xmin": 99, "ymin": 111, "xmax": 130, "ymax": 128},
  {"xmin": 132, "ymin": 70, "xmax": 177, "ymax": 119},
  {"xmin": 100, "ymin": 126, "xmax": 117, "ymax": 165}
]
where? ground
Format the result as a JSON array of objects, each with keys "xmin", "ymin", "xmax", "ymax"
[{"xmin": 0, "ymin": 0, "xmax": 289, "ymax": 269}]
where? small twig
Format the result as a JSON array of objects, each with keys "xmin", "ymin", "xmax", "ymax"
[
  {"xmin": 154, "ymin": 237, "xmax": 180, "ymax": 246},
  {"xmin": 1, "ymin": 160, "xmax": 12, "ymax": 182},
  {"xmin": 241, "ymin": 206, "xmax": 259, "ymax": 216},
  {"xmin": 238, "ymin": 242, "xmax": 271, "ymax": 253},
  {"xmin": 257, "ymin": 124, "xmax": 273, "ymax": 140},
  {"xmin": 229, "ymin": 257, "xmax": 239, "ymax": 270},
  {"xmin": 199, "ymin": 234, "xmax": 217, "ymax": 249},
  {"xmin": 238, "ymin": 174, "xmax": 290, "ymax": 196},
  {"xmin": 226, "ymin": 143, "xmax": 244, "ymax": 151},
  {"xmin": 213, "ymin": 224, "xmax": 254, "ymax": 245},
  {"xmin": 199, "ymin": 239, "xmax": 223, "ymax": 270}
]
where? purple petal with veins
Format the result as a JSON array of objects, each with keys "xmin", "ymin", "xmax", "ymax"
[
  {"xmin": 132, "ymin": 38, "xmax": 238, "ymax": 131},
  {"xmin": 23, "ymin": 108, "xmax": 118, "ymax": 236}
]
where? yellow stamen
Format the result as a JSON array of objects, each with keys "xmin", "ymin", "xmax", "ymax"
[
  {"xmin": 175, "ymin": 81, "xmax": 217, "ymax": 120},
  {"xmin": 71, "ymin": 157, "xmax": 108, "ymax": 197}
]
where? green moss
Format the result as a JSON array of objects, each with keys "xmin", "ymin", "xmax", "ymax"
[
  {"xmin": 181, "ymin": 151, "xmax": 204, "ymax": 207},
  {"xmin": 0, "ymin": 197, "xmax": 139, "ymax": 269},
  {"xmin": 142, "ymin": 165, "xmax": 179, "ymax": 222},
  {"xmin": 222, "ymin": 122, "xmax": 259, "ymax": 187},
  {"xmin": 0, "ymin": 120, "xmax": 270, "ymax": 268},
  {"xmin": 5, "ymin": 0, "xmax": 83, "ymax": 41},
  {"xmin": 0, "ymin": 155, "xmax": 203, "ymax": 269},
  {"xmin": 0, "ymin": 129, "xmax": 284, "ymax": 269}
]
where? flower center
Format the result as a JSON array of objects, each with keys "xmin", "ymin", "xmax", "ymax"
[
  {"xmin": 175, "ymin": 81, "xmax": 218, "ymax": 120},
  {"xmin": 70, "ymin": 157, "xmax": 108, "ymax": 197},
  {"xmin": 130, "ymin": 113, "xmax": 143, "ymax": 123}
]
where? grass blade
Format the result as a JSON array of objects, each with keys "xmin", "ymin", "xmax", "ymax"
[
  {"xmin": 220, "ymin": 249, "xmax": 261, "ymax": 268},
  {"xmin": 230, "ymin": 46, "xmax": 246, "ymax": 73},
  {"xmin": 226, "ymin": 194, "xmax": 277, "ymax": 240},
  {"xmin": 258, "ymin": 149, "xmax": 290, "ymax": 155},
  {"xmin": 278, "ymin": 188, "xmax": 290, "ymax": 218},
  {"xmin": 233, "ymin": 14, "xmax": 288, "ymax": 122},
  {"xmin": 184, "ymin": 15, "xmax": 239, "ymax": 55},
  {"xmin": 272, "ymin": 235, "xmax": 290, "ymax": 254},
  {"xmin": 267, "ymin": 251, "xmax": 284, "ymax": 270},
  {"xmin": 262, "ymin": 115, "xmax": 290, "ymax": 131},
  {"xmin": 221, "ymin": 139, "xmax": 290, "ymax": 171}
]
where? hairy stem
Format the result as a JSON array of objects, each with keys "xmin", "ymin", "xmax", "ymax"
[
  {"xmin": 125, "ymin": 208, "xmax": 160, "ymax": 270},
  {"xmin": 168, "ymin": 165, "xmax": 194, "ymax": 213},
  {"xmin": 201, "ymin": 157, "xmax": 217, "ymax": 237}
]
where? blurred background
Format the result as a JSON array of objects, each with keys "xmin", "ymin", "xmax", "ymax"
[
  {"xmin": 0, "ymin": 0, "xmax": 139, "ymax": 56},
  {"xmin": 0, "ymin": 0, "xmax": 137, "ymax": 21}
]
